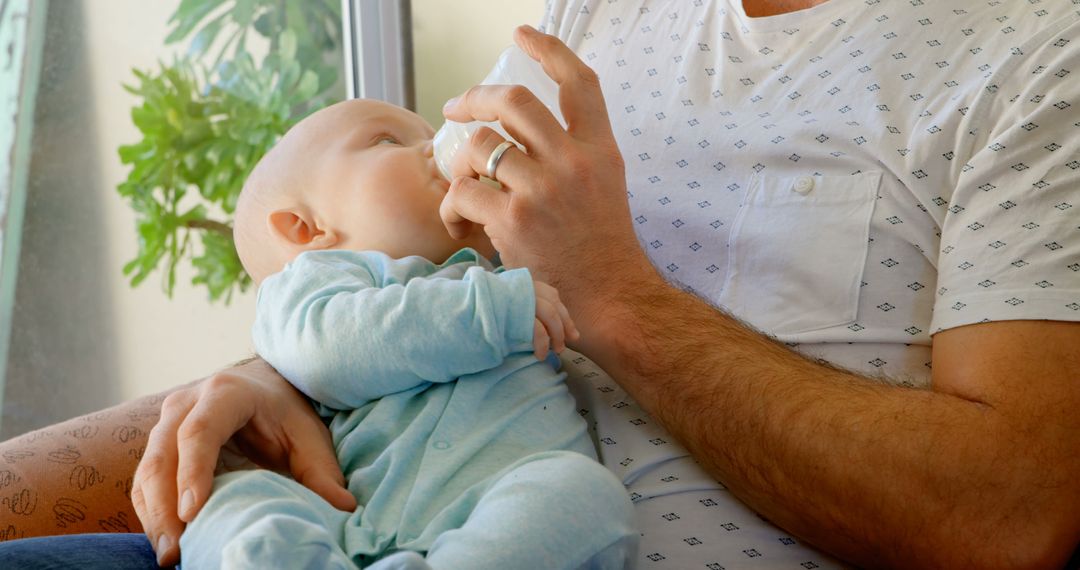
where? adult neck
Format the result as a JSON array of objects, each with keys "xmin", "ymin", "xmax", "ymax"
[{"xmin": 742, "ymin": 0, "xmax": 830, "ymax": 17}]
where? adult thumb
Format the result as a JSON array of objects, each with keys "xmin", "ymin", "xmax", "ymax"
[{"xmin": 287, "ymin": 427, "xmax": 357, "ymax": 511}]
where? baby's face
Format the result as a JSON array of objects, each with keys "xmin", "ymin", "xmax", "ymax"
[{"xmin": 307, "ymin": 100, "xmax": 495, "ymax": 263}]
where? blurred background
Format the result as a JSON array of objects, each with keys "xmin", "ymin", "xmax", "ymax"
[{"xmin": 0, "ymin": 0, "xmax": 545, "ymax": 437}]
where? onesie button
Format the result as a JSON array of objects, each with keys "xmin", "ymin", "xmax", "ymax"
[
  {"xmin": 792, "ymin": 176, "xmax": 814, "ymax": 195},
  {"xmin": 432, "ymin": 440, "xmax": 451, "ymax": 450}
]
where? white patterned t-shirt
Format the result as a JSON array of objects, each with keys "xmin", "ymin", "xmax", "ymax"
[
  {"xmin": 535, "ymin": 1, "xmax": 1080, "ymax": 567},
  {"xmin": 542, "ymin": 0, "xmax": 1080, "ymax": 386}
]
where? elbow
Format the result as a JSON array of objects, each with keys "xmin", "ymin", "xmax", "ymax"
[
  {"xmin": 270, "ymin": 352, "xmax": 338, "ymax": 405},
  {"xmin": 930, "ymin": 502, "xmax": 1079, "ymax": 570},
  {"xmin": 268, "ymin": 342, "xmax": 360, "ymax": 409},
  {"xmin": 935, "ymin": 420, "xmax": 1080, "ymax": 569},
  {"xmin": 255, "ymin": 343, "xmax": 327, "ymax": 400},
  {"xmin": 991, "ymin": 522, "xmax": 1078, "ymax": 570},
  {"xmin": 988, "ymin": 465, "xmax": 1080, "ymax": 569}
]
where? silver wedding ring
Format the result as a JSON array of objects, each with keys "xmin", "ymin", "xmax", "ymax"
[{"xmin": 486, "ymin": 141, "xmax": 515, "ymax": 180}]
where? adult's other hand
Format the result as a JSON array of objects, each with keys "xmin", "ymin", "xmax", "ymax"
[
  {"xmin": 131, "ymin": 357, "xmax": 356, "ymax": 567},
  {"xmin": 440, "ymin": 26, "xmax": 657, "ymax": 330}
]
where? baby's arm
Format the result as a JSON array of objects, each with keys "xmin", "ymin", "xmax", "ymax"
[{"xmin": 253, "ymin": 250, "xmax": 537, "ymax": 409}]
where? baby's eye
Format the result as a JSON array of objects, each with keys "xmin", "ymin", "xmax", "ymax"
[{"xmin": 375, "ymin": 135, "xmax": 400, "ymax": 145}]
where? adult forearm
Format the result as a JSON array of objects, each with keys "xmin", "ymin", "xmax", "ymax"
[
  {"xmin": 576, "ymin": 274, "xmax": 1071, "ymax": 568},
  {"xmin": 0, "ymin": 387, "xmax": 183, "ymax": 539}
]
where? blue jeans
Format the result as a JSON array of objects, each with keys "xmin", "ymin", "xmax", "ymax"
[
  {"xmin": 0, "ymin": 533, "xmax": 172, "ymax": 569},
  {"xmin": 0, "ymin": 531, "xmax": 1076, "ymax": 569}
]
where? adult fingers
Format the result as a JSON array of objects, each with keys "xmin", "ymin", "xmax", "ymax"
[
  {"xmin": 285, "ymin": 406, "xmax": 358, "ymax": 512},
  {"xmin": 513, "ymin": 25, "xmax": 615, "ymax": 143},
  {"xmin": 438, "ymin": 193, "xmax": 475, "ymax": 240},
  {"xmin": 133, "ymin": 389, "xmax": 194, "ymax": 567},
  {"xmin": 449, "ymin": 127, "xmax": 537, "ymax": 189},
  {"xmin": 439, "ymin": 176, "xmax": 511, "ymax": 239},
  {"xmin": 442, "ymin": 84, "xmax": 568, "ymax": 161},
  {"xmin": 174, "ymin": 376, "xmax": 255, "ymax": 524}
]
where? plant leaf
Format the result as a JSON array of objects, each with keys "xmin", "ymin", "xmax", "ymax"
[{"xmin": 166, "ymin": 0, "xmax": 222, "ymax": 44}]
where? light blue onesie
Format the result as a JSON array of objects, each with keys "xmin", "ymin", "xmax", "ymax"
[{"xmin": 180, "ymin": 248, "xmax": 637, "ymax": 570}]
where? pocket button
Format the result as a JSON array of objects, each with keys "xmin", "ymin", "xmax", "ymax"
[{"xmin": 792, "ymin": 176, "xmax": 815, "ymax": 194}]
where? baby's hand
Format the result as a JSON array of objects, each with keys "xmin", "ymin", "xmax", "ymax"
[{"xmin": 532, "ymin": 280, "xmax": 580, "ymax": 360}]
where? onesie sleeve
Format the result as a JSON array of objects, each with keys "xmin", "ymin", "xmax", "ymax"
[
  {"xmin": 931, "ymin": 22, "xmax": 1080, "ymax": 333},
  {"xmin": 252, "ymin": 250, "xmax": 536, "ymax": 409}
]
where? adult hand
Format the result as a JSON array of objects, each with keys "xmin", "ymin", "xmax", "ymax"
[
  {"xmin": 131, "ymin": 357, "xmax": 356, "ymax": 567},
  {"xmin": 440, "ymin": 26, "xmax": 658, "ymax": 332}
]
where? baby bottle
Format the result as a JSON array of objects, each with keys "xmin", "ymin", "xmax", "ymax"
[{"xmin": 432, "ymin": 45, "xmax": 566, "ymax": 181}]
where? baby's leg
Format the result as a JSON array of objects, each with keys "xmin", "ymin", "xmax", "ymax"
[
  {"xmin": 180, "ymin": 470, "xmax": 355, "ymax": 570},
  {"xmin": 423, "ymin": 450, "xmax": 637, "ymax": 570}
]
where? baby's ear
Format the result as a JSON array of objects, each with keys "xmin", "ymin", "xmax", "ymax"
[{"xmin": 268, "ymin": 208, "xmax": 338, "ymax": 250}]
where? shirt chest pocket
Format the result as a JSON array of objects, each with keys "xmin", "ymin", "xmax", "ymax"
[{"xmin": 716, "ymin": 172, "xmax": 882, "ymax": 338}]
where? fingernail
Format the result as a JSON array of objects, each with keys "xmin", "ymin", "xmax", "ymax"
[
  {"xmin": 179, "ymin": 488, "xmax": 194, "ymax": 518},
  {"xmin": 442, "ymin": 97, "xmax": 459, "ymax": 112},
  {"xmin": 156, "ymin": 534, "xmax": 173, "ymax": 565}
]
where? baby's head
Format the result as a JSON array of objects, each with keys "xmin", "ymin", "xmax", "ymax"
[{"xmin": 234, "ymin": 99, "xmax": 495, "ymax": 285}]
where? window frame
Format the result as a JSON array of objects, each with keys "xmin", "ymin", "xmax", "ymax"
[{"xmin": 341, "ymin": 0, "xmax": 415, "ymax": 108}]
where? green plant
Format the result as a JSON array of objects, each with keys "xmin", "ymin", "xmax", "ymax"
[{"xmin": 117, "ymin": 0, "xmax": 342, "ymax": 302}]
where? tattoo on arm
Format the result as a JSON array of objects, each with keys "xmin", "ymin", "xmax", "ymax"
[{"xmin": 0, "ymin": 390, "xmax": 168, "ymax": 540}]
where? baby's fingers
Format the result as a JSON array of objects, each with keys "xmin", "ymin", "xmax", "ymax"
[
  {"xmin": 535, "ymin": 296, "xmax": 566, "ymax": 353},
  {"xmin": 533, "ymin": 319, "xmax": 551, "ymax": 360},
  {"xmin": 533, "ymin": 280, "xmax": 577, "ymax": 342},
  {"xmin": 555, "ymin": 298, "xmax": 580, "ymax": 342}
]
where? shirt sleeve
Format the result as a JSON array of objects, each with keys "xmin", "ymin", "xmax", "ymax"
[
  {"xmin": 252, "ymin": 250, "xmax": 536, "ymax": 409},
  {"xmin": 931, "ymin": 21, "xmax": 1080, "ymax": 333}
]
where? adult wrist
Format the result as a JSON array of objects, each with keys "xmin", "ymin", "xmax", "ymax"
[{"xmin": 567, "ymin": 249, "xmax": 668, "ymax": 361}]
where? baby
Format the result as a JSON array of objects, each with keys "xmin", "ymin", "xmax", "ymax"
[{"xmin": 178, "ymin": 98, "xmax": 637, "ymax": 569}]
